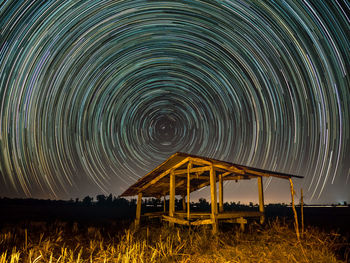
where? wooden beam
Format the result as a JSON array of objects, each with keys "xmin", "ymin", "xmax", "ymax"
[
  {"xmin": 193, "ymin": 180, "xmax": 210, "ymax": 191},
  {"xmin": 174, "ymin": 211, "xmax": 210, "ymax": 219},
  {"xmin": 222, "ymin": 217, "xmax": 247, "ymax": 224},
  {"xmin": 176, "ymin": 175, "xmax": 209, "ymax": 180},
  {"xmin": 221, "ymin": 171, "xmax": 254, "ymax": 180},
  {"xmin": 217, "ymin": 211, "xmax": 262, "ymax": 219},
  {"xmin": 175, "ymin": 179, "xmax": 186, "ymax": 188},
  {"xmin": 191, "ymin": 219, "xmax": 213, "ymax": 226},
  {"xmin": 214, "ymin": 165, "xmax": 244, "ymax": 174},
  {"xmin": 221, "ymin": 171, "xmax": 232, "ymax": 177},
  {"xmin": 169, "ymin": 170, "xmax": 175, "ymax": 226},
  {"xmin": 135, "ymin": 192, "xmax": 142, "ymax": 228},
  {"xmin": 188, "ymin": 157, "xmax": 212, "ymax": 166},
  {"xmin": 187, "ymin": 161, "xmax": 192, "ymax": 221},
  {"xmin": 162, "ymin": 215, "xmax": 189, "ymax": 225},
  {"xmin": 143, "ymin": 211, "xmax": 164, "ymax": 218},
  {"xmin": 189, "ymin": 157, "xmax": 233, "ymax": 174},
  {"xmin": 210, "ymin": 165, "xmax": 218, "ymax": 234},
  {"xmin": 137, "ymin": 157, "xmax": 189, "ymax": 193},
  {"xmin": 172, "ymin": 211, "xmax": 262, "ymax": 220},
  {"xmin": 174, "ymin": 166, "xmax": 211, "ymax": 175},
  {"xmin": 243, "ymin": 167, "xmax": 290, "ymax": 180},
  {"xmin": 223, "ymin": 175, "xmax": 252, "ymax": 180},
  {"xmin": 257, "ymin": 176, "xmax": 265, "ymax": 224},
  {"xmin": 219, "ymin": 173, "xmax": 223, "ymax": 213}
]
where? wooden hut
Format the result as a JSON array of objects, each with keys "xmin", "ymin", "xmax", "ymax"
[{"xmin": 120, "ymin": 152, "xmax": 302, "ymax": 233}]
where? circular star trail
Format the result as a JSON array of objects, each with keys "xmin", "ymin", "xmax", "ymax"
[{"xmin": 0, "ymin": 0, "xmax": 349, "ymax": 202}]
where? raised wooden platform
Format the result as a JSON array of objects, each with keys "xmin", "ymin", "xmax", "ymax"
[
  {"xmin": 143, "ymin": 210, "xmax": 263, "ymax": 229},
  {"xmin": 175, "ymin": 211, "xmax": 263, "ymax": 219}
]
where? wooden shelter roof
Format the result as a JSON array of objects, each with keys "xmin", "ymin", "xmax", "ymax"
[{"xmin": 120, "ymin": 152, "xmax": 303, "ymax": 198}]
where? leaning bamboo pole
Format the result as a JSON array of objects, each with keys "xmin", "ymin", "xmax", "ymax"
[
  {"xmin": 187, "ymin": 161, "xmax": 192, "ymax": 221},
  {"xmin": 257, "ymin": 176, "xmax": 265, "ymax": 224},
  {"xmin": 169, "ymin": 170, "xmax": 175, "ymax": 227},
  {"xmin": 301, "ymin": 188, "xmax": 304, "ymax": 237},
  {"xmin": 289, "ymin": 178, "xmax": 300, "ymax": 241}
]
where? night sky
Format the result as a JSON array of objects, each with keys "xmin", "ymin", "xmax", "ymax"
[{"xmin": 0, "ymin": 0, "xmax": 349, "ymax": 204}]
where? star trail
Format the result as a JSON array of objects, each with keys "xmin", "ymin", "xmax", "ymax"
[{"xmin": 0, "ymin": 0, "xmax": 349, "ymax": 203}]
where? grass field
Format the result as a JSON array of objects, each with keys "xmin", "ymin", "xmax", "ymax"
[{"xmin": 0, "ymin": 218, "xmax": 348, "ymax": 263}]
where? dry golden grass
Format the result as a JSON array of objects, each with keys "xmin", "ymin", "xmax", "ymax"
[{"xmin": 0, "ymin": 218, "xmax": 347, "ymax": 262}]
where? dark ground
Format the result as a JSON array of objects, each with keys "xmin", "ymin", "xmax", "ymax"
[
  {"xmin": 0, "ymin": 197, "xmax": 349, "ymax": 261},
  {"xmin": 0, "ymin": 197, "xmax": 349, "ymax": 237}
]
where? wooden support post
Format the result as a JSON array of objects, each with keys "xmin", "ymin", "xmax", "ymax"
[
  {"xmin": 135, "ymin": 192, "xmax": 142, "ymax": 229},
  {"xmin": 219, "ymin": 173, "xmax": 223, "ymax": 213},
  {"xmin": 182, "ymin": 195, "xmax": 186, "ymax": 211},
  {"xmin": 257, "ymin": 176, "xmax": 265, "ymax": 224},
  {"xmin": 210, "ymin": 165, "xmax": 218, "ymax": 234},
  {"xmin": 163, "ymin": 196, "xmax": 166, "ymax": 213},
  {"xmin": 239, "ymin": 217, "xmax": 245, "ymax": 231},
  {"xmin": 187, "ymin": 161, "xmax": 192, "ymax": 221},
  {"xmin": 169, "ymin": 170, "xmax": 175, "ymax": 227}
]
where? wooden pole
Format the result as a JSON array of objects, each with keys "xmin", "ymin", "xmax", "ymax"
[
  {"xmin": 210, "ymin": 165, "xmax": 218, "ymax": 234},
  {"xmin": 187, "ymin": 161, "xmax": 192, "ymax": 221},
  {"xmin": 219, "ymin": 173, "xmax": 223, "ymax": 213},
  {"xmin": 163, "ymin": 196, "xmax": 166, "ymax": 213},
  {"xmin": 169, "ymin": 170, "xmax": 175, "ymax": 227},
  {"xmin": 289, "ymin": 178, "xmax": 300, "ymax": 240},
  {"xmin": 257, "ymin": 176, "xmax": 265, "ymax": 224},
  {"xmin": 182, "ymin": 195, "xmax": 186, "ymax": 211},
  {"xmin": 239, "ymin": 217, "xmax": 245, "ymax": 231},
  {"xmin": 301, "ymin": 188, "xmax": 304, "ymax": 237},
  {"xmin": 135, "ymin": 192, "xmax": 142, "ymax": 229}
]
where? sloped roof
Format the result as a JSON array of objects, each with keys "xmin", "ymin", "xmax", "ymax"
[{"xmin": 120, "ymin": 152, "xmax": 302, "ymax": 198}]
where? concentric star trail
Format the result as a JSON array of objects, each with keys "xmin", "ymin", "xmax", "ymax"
[{"xmin": 0, "ymin": 0, "xmax": 349, "ymax": 203}]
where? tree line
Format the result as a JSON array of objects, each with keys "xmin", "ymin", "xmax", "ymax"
[{"xmin": 0, "ymin": 195, "xmax": 295, "ymax": 211}]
